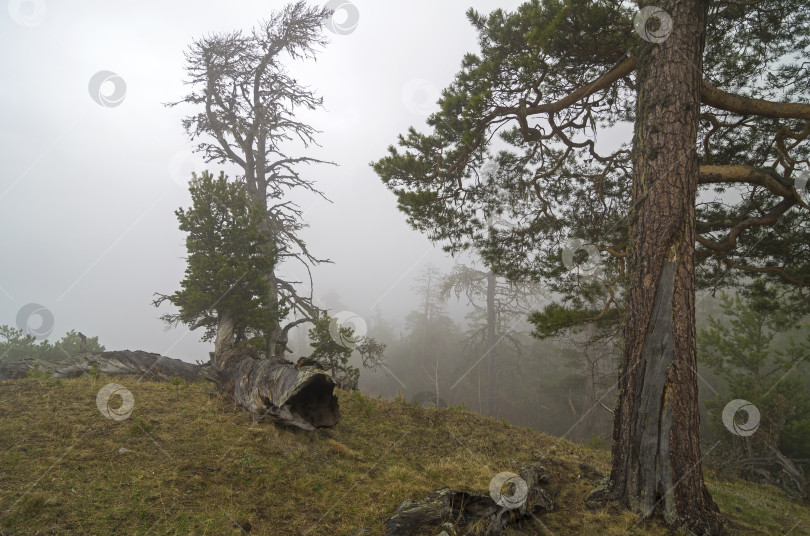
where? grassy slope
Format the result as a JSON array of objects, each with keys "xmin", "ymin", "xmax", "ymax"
[{"xmin": 0, "ymin": 377, "xmax": 807, "ymax": 535}]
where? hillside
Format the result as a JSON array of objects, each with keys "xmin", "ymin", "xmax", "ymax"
[{"xmin": 0, "ymin": 377, "xmax": 807, "ymax": 535}]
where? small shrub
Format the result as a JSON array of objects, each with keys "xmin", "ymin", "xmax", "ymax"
[
  {"xmin": 26, "ymin": 363, "xmax": 49, "ymax": 379},
  {"xmin": 169, "ymin": 376, "xmax": 185, "ymax": 400},
  {"xmin": 449, "ymin": 401, "xmax": 469, "ymax": 412},
  {"xmin": 582, "ymin": 435, "xmax": 611, "ymax": 451},
  {"xmin": 128, "ymin": 417, "xmax": 154, "ymax": 436},
  {"xmin": 16, "ymin": 492, "xmax": 46, "ymax": 518},
  {"xmin": 781, "ymin": 419, "xmax": 810, "ymax": 461},
  {"xmin": 351, "ymin": 390, "xmax": 373, "ymax": 416}
]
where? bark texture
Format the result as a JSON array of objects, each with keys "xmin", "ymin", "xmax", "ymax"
[
  {"xmin": 0, "ymin": 350, "xmax": 201, "ymax": 381},
  {"xmin": 590, "ymin": 1, "xmax": 727, "ymax": 534},
  {"xmin": 214, "ymin": 311, "xmax": 236, "ymax": 359},
  {"xmin": 214, "ymin": 347, "xmax": 340, "ymax": 430}
]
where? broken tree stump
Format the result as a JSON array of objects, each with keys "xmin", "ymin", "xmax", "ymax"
[
  {"xmin": 383, "ymin": 463, "xmax": 554, "ymax": 536},
  {"xmin": 213, "ymin": 347, "xmax": 341, "ymax": 431}
]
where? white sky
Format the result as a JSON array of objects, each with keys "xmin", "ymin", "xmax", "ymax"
[{"xmin": 0, "ymin": 0, "xmax": 535, "ymax": 362}]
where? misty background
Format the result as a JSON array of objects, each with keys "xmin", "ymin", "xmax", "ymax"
[
  {"xmin": 4, "ymin": 1, "xmax": 730, "ymax": 444},
  {"xmin": 0, "ymin": 0, "xmax": 533, "ymax": 362},
  {"xmin": 3, "ymin": 6, "xmax": 810, "ymax": 533}
]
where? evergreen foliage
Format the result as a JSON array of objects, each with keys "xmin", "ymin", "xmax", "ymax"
[
  {"xmin": 699, "ymin": 281, "xmax": 810, "ymax": 463},
  {"xmin": 153, "ymin": 170, "xmax": 281, "ymax": 347}
]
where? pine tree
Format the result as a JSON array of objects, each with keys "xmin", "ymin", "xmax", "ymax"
[
  {"xmin": 373, "ymin": 1, "xmax": 810, "ymax": 532},
  {"xmin": 171, "ymin": 2, "xmax": 334, "ymax": 357},
  {"xmin": 307, "ymin": 312, "xmax": 358, "ymax": 389},
  {"xmin": 699, "ymin": 281, "xmax": 810, "ymax": 494},
  {"xmin": 153, "ymin": 171, "xmax": 280, "ymax": 353}
]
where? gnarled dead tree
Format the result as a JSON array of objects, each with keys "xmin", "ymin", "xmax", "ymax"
[
  {"xmin": 169, "ymin": 1, "xmax": 335, "ymax": 357},
  {"xmin": 441, "ymin": 265, "xmax": 543, "ymax": 416}
]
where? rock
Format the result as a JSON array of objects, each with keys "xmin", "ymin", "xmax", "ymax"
[
  {"xmin": 0, "ymin": 350, "xmax": 202, "ymax": 382},
  {"xmin": 578, "ymin": 462, "xmax": 604, "ymax": 481},
  {"xmin": 230, "ymin": 520, "xmax": 251, "ymax": 532}
]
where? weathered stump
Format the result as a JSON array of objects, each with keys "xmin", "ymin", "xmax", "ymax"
[
  {"xmin": 383, "ymin": 463, "xmax": 554, "ymax": 536},
  {"xmin": 214, "ymin": 347, "xmax": 340, "ymax": 430}
]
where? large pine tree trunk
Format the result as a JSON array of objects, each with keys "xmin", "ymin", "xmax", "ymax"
[{"xmin": 592, "ymin": 1, "xmax": 726, "ymax": 533}]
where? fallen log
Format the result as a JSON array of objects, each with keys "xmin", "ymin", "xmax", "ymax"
[
  {"xmin": 383, "ymin": 463, "xmax": 554, "ymax": 536},
  {"xmin": 213, "ymin": 347, "xmax": 340, "ymax": 431},
  {"xmin": 295, "ymin": 356, "xmax": 360, "ymax": 391},
  {"xmin": 732, "ymin": 444, "xmax": 808, "ymax": 498},
  {"xmin": 0, "ymin": 350, "xmax": 201, "ymax": 381}
]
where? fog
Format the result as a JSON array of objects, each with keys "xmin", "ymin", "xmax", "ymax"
[{"xmin": 1, "ymin": 0, "xmax": 528, "ymax": 362}]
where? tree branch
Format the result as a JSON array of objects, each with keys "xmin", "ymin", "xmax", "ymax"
[
  {"xmin": 701, "ymin": 81, "xmax": 810, "ymax": 120},
  {"xmin": 699, "ymin": 165, "xmax": 796, "ymax": 199}
]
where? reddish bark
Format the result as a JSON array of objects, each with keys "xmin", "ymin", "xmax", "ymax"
[{"xmin": 590, "ymin": 1, "xmax": 727, "ymax": 533}]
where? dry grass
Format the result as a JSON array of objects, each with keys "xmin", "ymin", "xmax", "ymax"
[{"xmin": 0, "ymin": 377, "xmax": 807, "ymax": 535}]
